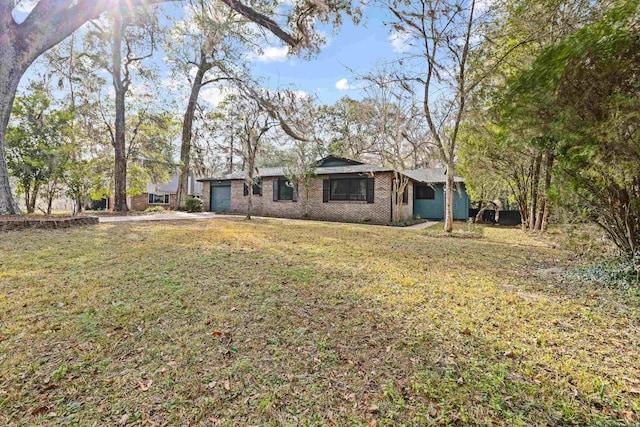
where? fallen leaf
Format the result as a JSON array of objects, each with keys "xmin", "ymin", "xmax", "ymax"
[
  {"xmin": 212, "ymin": 331, "xmax": 223, "ymax": 337},
  {"xmin": 428, "ymin": 404, "xmax": 440, "ymax": 418},
  {"xmin": 30, "ymin": 405, "xmax": 49, "ymax": 416},
  {"xmin": 138, "ymin": 379, "xmax": 152, "ymax": 391},
  {"xmin": 368, "ymin": 420, "xmax": 377, "ymax": 427},
  {"xmin": 223, "ymin": 379, "xmax": 230, "ymax": 391},
  {"xmin": 119, "ymin": 414, "xmax": 129, "ymax": 425}
]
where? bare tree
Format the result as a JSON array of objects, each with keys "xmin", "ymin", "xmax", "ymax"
[
  {"xmin": 384, "ymin": 0, "xmax": 480, "ymax": 232},
  {"xmin": 360, "ymin": 67, "xmax": 432, "ymax": 222},
  {"xmin": 264, "ymin": 90, "xmax": 325, "ymax": 218},
  {"xmin": 212, "ymin": 91, "xmax": 278, "ymax": 219}
]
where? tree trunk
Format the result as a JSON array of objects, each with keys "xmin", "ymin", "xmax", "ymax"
[
  {"xmin": 229, "ymin": 134, "xmax": 234, "ymax": 173},
  {"xmin": 539, "ymin": 150, "xmax": 554, "ymax": 232},
  {"xmin": 529, "ymin": 152, "xmax": 541, "ymax": 231},
  {"xmin": 28, "ymin": 183, "xmax": 39, "ymax": 213},
  {"xmin": 0, "ymin": 45, "xmax": 26, "ymax": 215},
  {"xmin": 75, "ymin": 194, "xmax": 83, "ymax": 214},
  {"xmin": 24, "ymin": 186, "xmax": 31, "ymax": 213},
  {"xmin": 177, "ymin": 51, "xmax": 209, "ymax": 209},
  {"xmin": 246, "ymin": 182, "xmax": 253, "ymax": 220},
  {"xmin": 245, "ymin": 139, "xmax": 256, "ymax": 220},
  {"xmin": 111, "ymin": 10, "xmax": 128, "ymax": 212},
  {"xmin": 444, "ymin": 158, "xmax": 455, "ymax": 233},
  {"xmin": 47, "ymin": 192, "xmax": 54, "ymax": 215}
]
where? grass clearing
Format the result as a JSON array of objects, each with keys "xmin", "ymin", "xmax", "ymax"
[{"xmin": 0, "ymin": 218, "xmax": 639, "ymax": 426}]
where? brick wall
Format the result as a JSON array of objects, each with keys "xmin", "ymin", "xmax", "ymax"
[
  {"xmin": 130, "ymin": 193, "xmax": 178, "ymax": 211},
  {"xmin": 203, "ymin": 172, "xmax": 413, "ymax": 224}
]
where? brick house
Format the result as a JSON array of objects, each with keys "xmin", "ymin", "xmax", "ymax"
[
  {"xmin": 198, "ymin": 156, "xmax": 470, "ymax": 224},
  {"xmin": 129, "ymin": 172, "xmax": 203, "ymax": 211}
]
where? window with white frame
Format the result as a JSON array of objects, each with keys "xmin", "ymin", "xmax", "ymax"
[{"xmin": 148, "ymin": 193, "xmax": 170, "ymax": 204}]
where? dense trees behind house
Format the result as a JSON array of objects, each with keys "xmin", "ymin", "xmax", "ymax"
[{"xmin": 2, "ymin": 0, "xmax": 637, "ymax": 258}]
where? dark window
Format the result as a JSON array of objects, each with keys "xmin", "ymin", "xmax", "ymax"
[
  {"xmin": 244, "ymin": 180, "xmax": 262, "ymax": 196},
  {"xmin": 416, "ymin": 185, "xmax": 435, "ymax": 200},
  {"xmin": 252, "ymin": 180, "xmax": 262, "ymax": 195},
  {"xmin": 330, "ymin": 177, "xmax": 367, "ymax": 201},
  {"xmin": 278, "ymin": 178, "xmax": 294, "ymax": 200},
  {"xmin": 148, "ymin": 193, "xmax": 170, "ymax": 204}
]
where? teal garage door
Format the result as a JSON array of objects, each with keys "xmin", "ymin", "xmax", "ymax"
[{"xmin": 210, "ymin": 184, "xmax": 231, "ymax": 212}]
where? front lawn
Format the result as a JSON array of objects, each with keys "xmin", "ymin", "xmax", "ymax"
[{"xmin": 0, "ymin": 219, "xmax": 638, "ymax": 425}]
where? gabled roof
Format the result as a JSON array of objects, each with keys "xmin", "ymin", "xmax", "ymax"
[
  {"xmin": 146, "ymin": 172, "xmax": 203, "ymax": 195},
  {"xmin": 147, "ymin": 174, "xmax": 179, "ymax": 194},
  {"xmin": 401, "ymin": 168, "xmax": 464, "ymax": 183},
  {"xmin": 316, "ymin": 155, "xmax": 363, "ymax": 167},
  {"xmin": 198, "ymin": 158, "xmax": 393, "ymax": 182}
]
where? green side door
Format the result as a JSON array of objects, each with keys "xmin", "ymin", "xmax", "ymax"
[
  {"xmin": 210, "ymin": 184, "xmax": 231, "ymax": 212},
  {"xmin": 413, "ymin": 183, "xmax": 445, "ymax": 220},
  {"xmin": 413, "ymin": 183, "xmax": 469, "ymax": 220}
]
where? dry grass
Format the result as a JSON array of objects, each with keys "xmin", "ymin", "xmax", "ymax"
[{"xmin": 0, "ymin": 218, "xmax": 638, "ymax": 426}]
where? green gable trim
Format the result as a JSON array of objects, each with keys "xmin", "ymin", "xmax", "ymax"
[{"xmin": 317, "ymin": 155, "xmax": 363, "ymax": 168}]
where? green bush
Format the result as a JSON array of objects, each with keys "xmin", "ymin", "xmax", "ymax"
[{"xmin": 184, "ymin": 198, "xmax": 202, "ymax": 212}]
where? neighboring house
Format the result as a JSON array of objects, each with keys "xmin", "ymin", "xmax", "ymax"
[
  {"xmin": 129, "ymin": 172, "xmax": 203, "ymax": 211},
  {"xmin": 198, "ymin": 156, "xmax": 470, "ymax": 224}
]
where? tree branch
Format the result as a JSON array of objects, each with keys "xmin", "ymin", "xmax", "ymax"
[
  {"xmin": 0, "ymin": 0, "xmax": 17, "ymax": 29},
  {"xmin": 219, "ymin": 0, "xmax": 298, "ymax": 48}
]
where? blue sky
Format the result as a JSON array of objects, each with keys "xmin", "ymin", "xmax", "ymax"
[
  {"xmin": 13, "ymin": 1, "xmax": 407, "ymax": 108},
  {"xmin": 249, "ymin": 11, "xmax": 402, "ymax": 105}
]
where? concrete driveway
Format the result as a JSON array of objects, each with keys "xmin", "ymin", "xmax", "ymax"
[
  {"xmin": 97, "ymin": 211, "xmax": 438, "ymax": 230},
  {"xmin": 97, "ymin": 211, "xmax": 219, "ymax": 223}
]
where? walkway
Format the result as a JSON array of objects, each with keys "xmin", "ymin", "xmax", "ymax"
[
  {"xmin": 97, "ymin": 211, "xmax": 218, "ymax": 223},
  {"xmin": 97, "ymin": 211, "xmax": 439, "ymax": 230},
  {"xmin": 404, "ymin": 221, "xmax": 438, "ymax": 230}
]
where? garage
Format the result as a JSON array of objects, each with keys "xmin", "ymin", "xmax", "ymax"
[{"xmin": 210, "ymin": 183, "xmax": 231, "ymax": 212}]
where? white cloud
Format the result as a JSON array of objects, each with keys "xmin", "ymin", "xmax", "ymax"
[
  {"xmin": 250, "ymin": 46, "xmax": 289, "ymax": 63},
  {"xmin": 476, "ymin": 0, "xmax": 495, "ymax": 12},
  {"xmin": 200, "ymin": 87, "xmax": 231, "ymax": 108},
  {"xmin": 389, "ymin": 31, "xmax": 412, "ymax": 53},
  {"xmin": 335, "ymin": 78, "xmax": 353, "ymax": 91}
]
